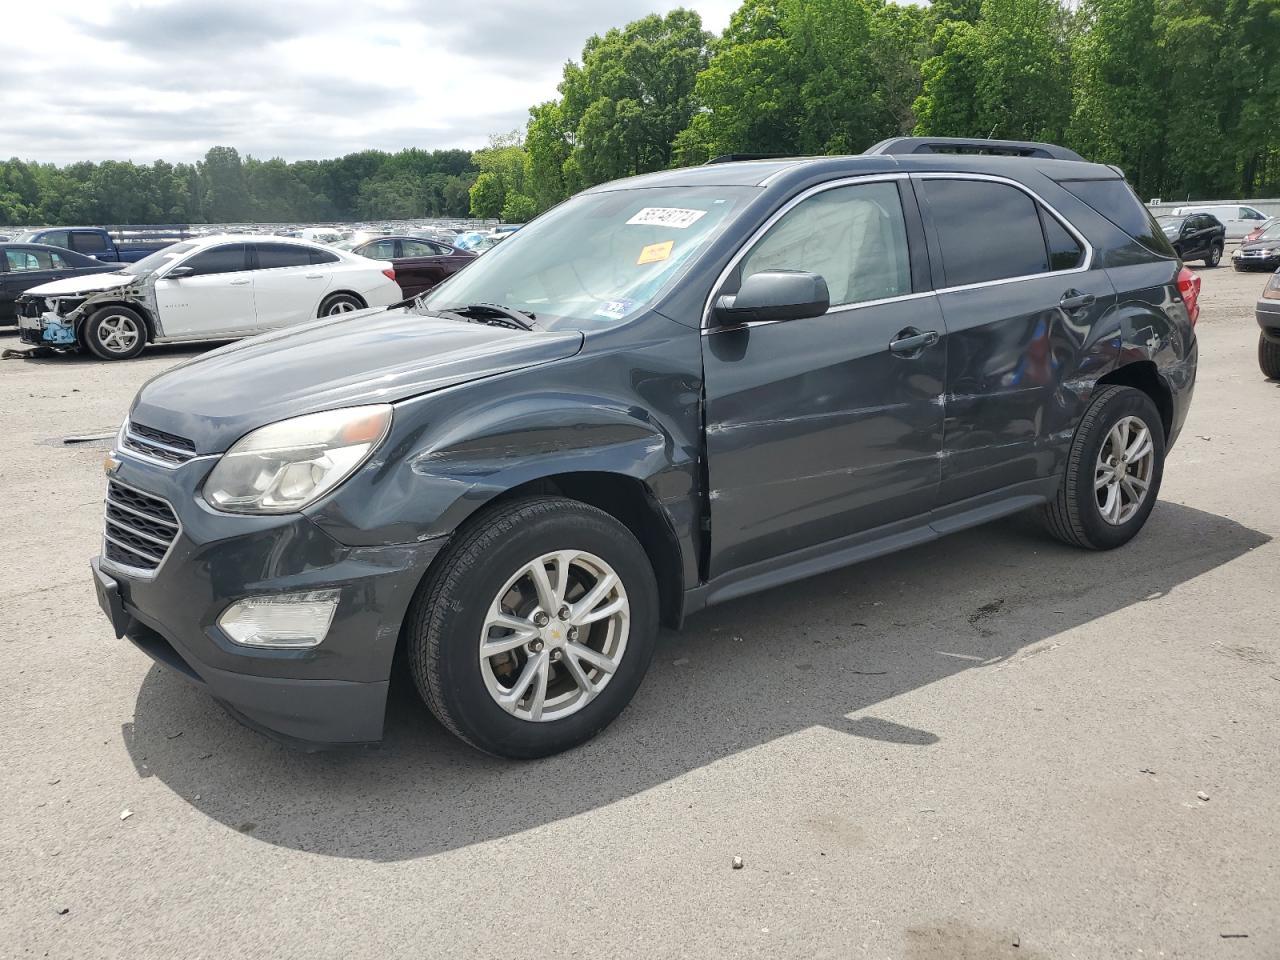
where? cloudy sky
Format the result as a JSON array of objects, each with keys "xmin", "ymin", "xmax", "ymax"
[{"xmin": 1, "ymin": 0, "xmax": 740, "ymax": 166}]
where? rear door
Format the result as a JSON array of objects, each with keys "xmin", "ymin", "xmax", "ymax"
[
  {"xmin": 249, "ymin": 242, "xmax": 333, "ymax": 327},
  {"xmin": 395, "ymin": 238, "xmax": 454, "ymax": 296},
  {"xmin": 702, "ymin": 177, "xmax": 946, "ymax": 576},
  {"xmin": 153, "ymin": 242, "xmax": 255, "ymax": 338},
  {"xmin": 67, "ymin": 230, "xmax": 114, "ymax": 261},
  {"xmin": 915, "ymin": 175, "xmax": 1117, "ymax": 506}
]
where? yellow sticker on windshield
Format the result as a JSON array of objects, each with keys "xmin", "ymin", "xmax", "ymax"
[{"xmin": 637, "ymin": 240, "xmax": 674, "ymax": 265}]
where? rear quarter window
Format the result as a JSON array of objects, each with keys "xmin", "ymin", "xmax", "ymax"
[{"xmin": 1056, "ymin": 178, "xmax": 1175, "ymax": 258}]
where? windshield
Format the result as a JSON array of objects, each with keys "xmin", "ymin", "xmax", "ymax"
[
  {"xmin": 1257, "ymin": 223, "xmax": 1280, "ymax": 241},
  {"xmin": 419, "ymin": 185, "xmax": 759, "ymax": 330},
  {"xmin": 116, "ymin": 241, "xmax": 198, "ymax": 276}
]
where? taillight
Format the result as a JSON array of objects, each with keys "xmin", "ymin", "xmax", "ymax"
[
  {"xmin": 1176, "ymin": 266, "xmax": 1200, "ymax": 326},
  {"xmin": 382, "ymin": 267, "xmax": 396, "ymax": 282}
]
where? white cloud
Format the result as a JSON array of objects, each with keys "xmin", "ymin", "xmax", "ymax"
[{"xmin": 0, "ymin": 0, "xmax": 740, "ymax": 164}]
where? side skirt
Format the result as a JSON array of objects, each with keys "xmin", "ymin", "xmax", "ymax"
[{"xmin": 681, "ymin": 477, "xmax": 1058, "ymax": 618}]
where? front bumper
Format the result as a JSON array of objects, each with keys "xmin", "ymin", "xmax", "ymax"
[
  {"xmin": 1232, "ymin": 249, "xmax": 1280, "ymax": 270},
  {"xmin": 17, "ymin": 309, "xmax": 77, "ymax": 346},
  {"xmin": 93, "ymin": 451, "xmax": 447, "ymax": 747}
]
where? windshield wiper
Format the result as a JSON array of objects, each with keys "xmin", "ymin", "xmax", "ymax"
[{"xmin": 429, "ymin": 302, "xmax": 535, "ymax": 331}]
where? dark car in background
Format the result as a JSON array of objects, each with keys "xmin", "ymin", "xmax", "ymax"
[
  {"xmin": 1157, "ymin": 213, "xmax": 1226, "ymax": 266},
  {"xmin": 1232, "ymin": 221, "xmax": 1280, "ymax": 272},
  {"xmin": 11, "ymin": 225, "xmax": 188, "ymax": 263},
  {"xmin": 1, "ymin": 243, "xmax": 125, "ymax": 325},
  {"xmin": 1257, "ymin": 269, "xmax": 1280, "ymax": 378},
  {"xmin": 1243, "ymin": 215, "xmax": 1280, "ymax": 243},
  {"xmin": 91, "ymin": 137, "xmax": 1197, "ymax": 759},
  {"xmin": 345, "ymin": 235, "xmax": 476, "ymax": 297}
]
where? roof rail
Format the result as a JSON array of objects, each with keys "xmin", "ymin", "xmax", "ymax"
[
  {"xmin": 864, "ymin": 137, "xmax": 1084, "ymax": 162},
  {"xmin": 706, "ymin": 153, "xmax": 789, "ymax": 164}
]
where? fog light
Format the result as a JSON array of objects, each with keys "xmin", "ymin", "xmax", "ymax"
[{"xmin": 217, "ymin": 590, "xmax": 340, "ymax": 649}]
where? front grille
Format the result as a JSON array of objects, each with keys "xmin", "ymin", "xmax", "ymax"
[
  {"xmin": 121, "ymin": 421, "xmax": 197, "ymax": 465},
  {"xmin": 103, "ymin": 481, "xmax": 179, "ymax": 574}
]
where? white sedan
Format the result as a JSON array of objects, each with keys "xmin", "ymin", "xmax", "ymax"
[{"xmin": 16, "ymin": 235, "xmax": 402, "ymax": 360}]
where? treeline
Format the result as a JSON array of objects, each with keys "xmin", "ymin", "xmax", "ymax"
[
  {"xmin": 4, "ymin": 0, "xmax": 1278, "ymax": 228},
  {"xmin": 0, "ymin": 146, "xmax": 478, "ymax": 226}
]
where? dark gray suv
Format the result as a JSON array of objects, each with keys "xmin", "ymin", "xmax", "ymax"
[{"xmin": 93, "ymin": 137, "xmax": 1198, "ymax": 758}]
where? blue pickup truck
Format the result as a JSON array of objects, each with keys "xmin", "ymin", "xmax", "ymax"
[{"xmin": 10, "ymin": 224, "xmax": 189, "ymax": 263}]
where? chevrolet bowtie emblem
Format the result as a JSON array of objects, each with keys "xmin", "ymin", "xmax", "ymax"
[{"xmin": 103, "ymin": 455, "xmax": 121, "ymax": 476}]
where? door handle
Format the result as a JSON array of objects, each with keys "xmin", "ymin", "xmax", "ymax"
[
  {"xmin": 889, "ymin": 328, "xmax": 939, "ymax": 356},
  {"xmin": 1059, "ymin": 291, "xmax": 1096, "ymax": 310},
  {"xmin": 305, "ymin": 273, "xmax": 323, "ymax": 279},
  {"xmin": 229, "ymin": 278, "xmax": 251, "ymax": 286}
]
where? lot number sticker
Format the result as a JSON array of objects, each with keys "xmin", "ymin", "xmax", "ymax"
[
  {"xmin": 626, "ymin": 207, "xmax": 707, "ymax": 229},
  {"xmin": 637, "ymin": 240, "xmax": 674, "ymax": 265}
]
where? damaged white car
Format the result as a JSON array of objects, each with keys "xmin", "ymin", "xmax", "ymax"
[{"xmin": 16, "ymin": 235, "xmax": 402, "ymax": 360}]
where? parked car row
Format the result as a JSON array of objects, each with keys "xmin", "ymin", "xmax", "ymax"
[
  {"xmin": 1, "ymin": 243, "xmax": 125, "ymax": 325},
  {"xmin": 339, "ymin": 236, "xmax": 476, "ymax": 298},
  {"xmin": 16, "ymin": 235, "xmax": 401, "ymax": 359}
]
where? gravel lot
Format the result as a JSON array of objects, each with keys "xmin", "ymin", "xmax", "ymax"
[{"xmin": 3, "ymin": 264, "xmax": 1277, "ymax": 959}]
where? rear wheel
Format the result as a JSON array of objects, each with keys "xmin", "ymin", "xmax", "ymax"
[
  {"xmin": 318, "ymin": 292, "xmax": 363, "ymax": 317},
  {"xmin": 84, "ymin": 306, "xmax": 148, "ymax": 361},
  {"xmin": 1260, "ymin": 334, "xmax": 1280, "ymax": 380},
  {"xmin": 1040, "ymin": 385, "xmax": 1165, "ymax": 550},
  {"xmin": 1205, "ymin": 243, "xmax": 1222, "ymax": 267},
  {"xmin": 406, "ymin": 496, "xmax": 659, "ymax": 759}
]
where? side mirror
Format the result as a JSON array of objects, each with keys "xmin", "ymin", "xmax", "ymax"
[
  {"xmin": 713, "ymin": 270, "xmax": 830, "ymax": 326},
  {"xmin": 166, "ymin": 265, "xmax": 193, "ymax": 279}
]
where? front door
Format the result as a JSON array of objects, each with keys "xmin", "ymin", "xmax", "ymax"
[
  {"xmin": 702, "ymin": 179, "xmax": 946, "ymax": 577},
  {"xmin": 153, "ymin": 242, "xmax": 255, "ymax": 338},
  {"xmin": 914, "ymin": 175, "xmax": 1118, "ymax": 505}
]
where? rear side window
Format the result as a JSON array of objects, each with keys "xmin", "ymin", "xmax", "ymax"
[
  {"xmin": 70, "ymin": 231, "xmax": 109, "ymax": 254},
  {"xmin": 183, "ymin": 244, "xmax": 247, "ymax": 277},
  {"xmin": 309, "ymin": 247, "xmax": 339, "ymax": 265},
  {"xmin": 254, "ymin": 243, "xmax": 311, "ymax": 269},
  {"xmin": 920, "ymin": 179, "xmax": 1049, "ymax": 286},
  {"xmin": 1056, "ymin": 178, "xmax": 1175, "ymax": 258}
]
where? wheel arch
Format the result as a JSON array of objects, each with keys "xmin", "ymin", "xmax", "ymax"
[
  {"xmin": 443, "ymin": 472, "xmax": 686, "ymax": 630},
  {"xmin": 77, "ymin": 299, "xmax": 157, "ymax": 341},
  {"xmin": 320, "ymin": 290, "xmax": 368, "ymax": 314},
  {"xmin": 1096, "ymin": 360, "xmax": 1173, "ymax": 441}
]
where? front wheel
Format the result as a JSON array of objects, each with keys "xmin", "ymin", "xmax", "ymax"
[
  {"xmin": 1205, "ymin": 243, "xmax": 1222, "ymax": 267},
  {"xmin": 1040, "ymin": 385, "xmax": 1166, "ymax": 550},
  {"xmin": 406, "ymin": 496, "xmax": 659, "ymax": 759},
  {"xmin": 1260, "ymin": 334, "xmax": 1280, "ymax": 380},
  {"xmin": 83, "ymin": 306, "xmax": 148, "ymax": 360}
]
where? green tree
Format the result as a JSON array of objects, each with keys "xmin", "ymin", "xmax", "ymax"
[
  {"xmin": 501, "ymin": 193, "xmax": 537, "ymax": 222},
  {"xmin": 469, "ymin": 172, "xmax": 504, "ymax": 218}
]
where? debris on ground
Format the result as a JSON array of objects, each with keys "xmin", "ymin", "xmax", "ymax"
[
  {"xmin": 1220, "ymin": 933, "xmax": 1249, "ymax": 939},
  {"xmin": 62, "ymin": 432, "xmax": 117, "ymax": 445},
  {"xmin": 732, "ymin": 855, "xmax": 744, "ymax": 870},
  {"xmin": 2, "ymin": 346, "xmax": 56, "ymax": 360},
  {"xmin": 55, "ymin": 907, "xmax": 69, "ymax": 916},
  {"xmin": 1140, "ymin": 768, "xmax": 1156, "ymax": 775},
  {"xmin": 119, "ymin": 809, "xmax": 133, "ymax": 821},
  {"xmin": 165, "ymin": 731, "xmax": 183, "ymax": 740},
  {"xmin": 1197, "ymin": 792, "xmax": 1210, "ymax": 802}
]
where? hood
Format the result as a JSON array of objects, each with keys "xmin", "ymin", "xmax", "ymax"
[
  {"xmin": 130, "ymin": 307, "xmax": 584, "ymax": 453},
  {"xmin": 1240, "ymin": 237, "xmax": 1279, "ymax": 252},
  {"xmin": 24, "ymin": 271, "xmax": 134, "ymax": 297}
]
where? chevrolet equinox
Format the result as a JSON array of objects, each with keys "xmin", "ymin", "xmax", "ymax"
[{"xmin": 92, "ymin": 137, "xmax": 1199, "ymax": 758}]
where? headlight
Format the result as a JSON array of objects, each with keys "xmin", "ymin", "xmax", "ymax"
[{"xmin": 204, "ymin": 405, "xmax": 392, "ymax": 514}]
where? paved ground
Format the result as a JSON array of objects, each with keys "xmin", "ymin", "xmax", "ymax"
[{"xmin": 2, "ymin": 264, "xmax": 1277, "ymax": 959}]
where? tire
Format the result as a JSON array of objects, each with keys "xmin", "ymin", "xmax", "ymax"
[
  {"xmin": 318, "ymin": 292, "xmax": 364, "ymax": 317},
  {"xmin": 1040, "ymin": 385, "xmax": 1166, "ymax": 550},
  {"xmin": 1260, "ymin": 334, "xmax": 1280, "ymax": 380},
  {"xmin": 405, "ymin": 496, "xmax": 659, "ymax": 759},
  {"xmin": 1204, "ymin": 243, "xmax": 1222, "ymax": 267},
  {"xmin": 83, "ymin": 306, "xmax": 148, "ymax": 361}
]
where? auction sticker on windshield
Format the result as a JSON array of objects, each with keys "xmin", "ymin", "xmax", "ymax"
[
  {"xmin": 637, "ymin": 241, "xmax": 674, "ymax": 265},
  {"xmin": 595, "ymin": 299, "xmax": 636, "ymax": 321},
  {"xmin": 626, "ymin": 208, "xmax": 707, "ymax": 229}
]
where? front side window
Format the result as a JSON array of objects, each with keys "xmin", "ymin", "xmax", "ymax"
[
  {"xmin": 738, "ymin": 181, "xmax": 911, "ymax": 307},
  {"xmin": 182, "ymin": 244, "xmax": 247, "ymax": 277},
  {"xmin": 418, "ymin": 184, "xmax": 758, "ymax": 330},
  {"xmin": 1241, "ymin": 207, "xmax": 1265, "ymax": 220},
  {"xmin": 38, "ymin": 230, "xmax": 69, "ymax": 248}
]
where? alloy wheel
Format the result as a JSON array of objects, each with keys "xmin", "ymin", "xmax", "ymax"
[
  {"xmin": 327, "ymin": 300, "xmax": 358, "ymax": 315},
  {"xmin": 97, "ymin": 314, "xmax": 141, "ymax": 353},
  {"xmin": 478, "ymin": 550, "xmax": 630, "ymax": 722},
  {"xmin": 1094, "ymin": 415, "xmax": 1155, "ymax": 525}
]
